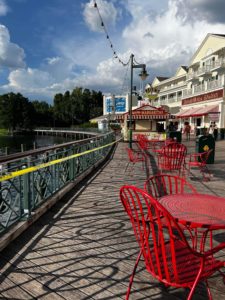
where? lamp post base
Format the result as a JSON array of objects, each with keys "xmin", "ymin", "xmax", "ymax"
[{"xmin": 129, "ymin": 129, "xmax": 133, "ymax": 149}]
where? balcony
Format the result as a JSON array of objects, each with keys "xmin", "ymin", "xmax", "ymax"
[
  {"xmin": 196, "ymin": 66, "xmax": 212, "ymax": 77},
  {"xmin": 182, "ymin": 79, "xmax": 223, "ymax": 99},
  {"xmin": 160, "ymin": 82, "xmax": 186, "ymax": 92},
  {"xmin": 186, "ymin": 72, "xmax": 199, "ymax": 82},
  {"xmin": 211, "ymin": 59, "xmax": 225, "ymax": 71}
]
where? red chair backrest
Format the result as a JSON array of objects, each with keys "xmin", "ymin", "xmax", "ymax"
[
  {"xmin": 144, "ymin": 174, "xmax": 197, "ymax": 199},
  {"xmin": 120, "ymin": 186, "xmax": 191, "ymax": 286},
  {"xmin": 126, "ymin": 148, "xmax": 140, "ymax": 163},
  {"xmin": 137, "ymin": 135, "xmax": 150, "ymax": 150},
  {"xmin": 159, "ymin": 143, "xmax": 187, "ymax": 171}
]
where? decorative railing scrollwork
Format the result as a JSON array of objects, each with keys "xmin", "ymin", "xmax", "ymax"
[{"xmin": 0, "ymin": 132, "xmax": 116, "ymax": 235}]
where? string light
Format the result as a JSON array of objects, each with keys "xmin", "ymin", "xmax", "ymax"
[{"xmin": 93, "ymin": 0, "xmax": 130, "ymax": 66}]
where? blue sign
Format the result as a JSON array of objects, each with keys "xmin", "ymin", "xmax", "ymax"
[
  {"xmin": 106, "ymin": 98, "xmax": 112, "ymax": 113},
  {"xmin": 106, "ymin": 96, "xmax": 126, "ymax": 113},
  {"xmin": 115, "ymin": 97, "xmax": 126, "ymax": 112}
]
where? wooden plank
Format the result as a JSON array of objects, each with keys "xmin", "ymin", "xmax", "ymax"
[{"xmin": 0, "ymin": 141, "xmax": 225, "ymax": 299}]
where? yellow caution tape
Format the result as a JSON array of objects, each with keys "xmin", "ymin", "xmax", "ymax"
[{"xmin": 0, "ymin": 138, "xmax": 121, "ymax": 182}]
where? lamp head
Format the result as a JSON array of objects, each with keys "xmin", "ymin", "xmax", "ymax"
[{"xmin": 139, "ymin": 67, "xmax": 149, "ymax": 80}]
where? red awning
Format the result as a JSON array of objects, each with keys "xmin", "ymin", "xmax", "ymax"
[
  {"xmin": 175, "ymin": 107, "xmax": 201, "ymax": 118},
  {"xmin": 193, "ymin": 105, "xmax": 219, "ymax": 116},
  {"xmin": 176, "ymin": 105, "xmax": 219, "ymax": 118}
]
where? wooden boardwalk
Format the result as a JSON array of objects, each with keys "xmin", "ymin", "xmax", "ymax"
[{"xmin": 0, "ymin": 139, "xmax": 225, "ymax": 299}]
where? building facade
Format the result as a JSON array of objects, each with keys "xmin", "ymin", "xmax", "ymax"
[{"xmin": 147, "ymin": 33, "xmax": 225, "ymax": 131}]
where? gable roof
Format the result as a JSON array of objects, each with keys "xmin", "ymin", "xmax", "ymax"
[
  {"xmin": 189, "ymin": 33, "xmax": 225, "ymax": 66},
  {"xmin": 156, "ymin": 76, "xmax": 169, "ymax": 81},
  {"xmin": 175, "ymin": 66, "xmax": 188, "ymax": 77}
]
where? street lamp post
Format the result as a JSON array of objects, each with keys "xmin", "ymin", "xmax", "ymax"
[{"xmin": 129, "ymin": 54, "xmax": 149, "ymax": 148}]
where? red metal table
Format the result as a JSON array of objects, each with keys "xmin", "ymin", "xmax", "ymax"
[
  {"xmin": 159, "ymin": 193, "xmax": 225, "ymax": 229},
  {"xmin": 159, "ymin": 193, "xmax": 225, "ymax": 252}
]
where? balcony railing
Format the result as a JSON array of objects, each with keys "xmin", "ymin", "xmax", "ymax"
[
  {"xmin": 187, "ymin": 60, "xmax": 225, "ymax": 81},
  {"xmin": 183, "ymin": 79, "xmax": 223, "ymax": 98},
  {"xmin": 211, "ymin": 59, "xmax": 225, "ymax": 70},
  {"xmin": 196, "ymin": 65, "xmax": 212, "ymax": 76},
  {"xmin": 186, "ymin": 72, "xmax": 199, "ymax": 81}
]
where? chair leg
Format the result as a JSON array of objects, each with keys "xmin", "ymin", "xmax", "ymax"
[
  {"xmin": 126, "ymin": 249, "xmax": 142, "ymax": 300},
  {"xmin": 187, "ymin": 261, "xmax": 204, "ymax": 300},
  {"xmin": 200, "ymin": 165, "xmax": 211, "ymax": 181},
  {"xmin": 205, "ymin": 280, "xmax": 213, "ymax": 300}
]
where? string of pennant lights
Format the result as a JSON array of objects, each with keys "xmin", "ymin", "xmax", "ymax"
[{"xmin": 93, "ymin": 0, "xmax": 130, "ymax": 67}]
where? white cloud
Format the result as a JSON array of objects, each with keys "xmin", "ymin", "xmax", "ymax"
[
  {"xmin": 0, "ymin": 25, "xmax": 25, "ymax": 68},
  {"xmin": 176, "ymin": 0, "xmax": 225, "ymax": 24},
  {"xmin": 7, "ymin": 68, "xmax": 54, "ymax": 89},
  {"xmin": 42, "ymin": 56, "xmax": 75, "ymax": 82},
  {"xmin": 3, "ymin": 0, "xmax": 225, "ymax": 102},
  {"xmin": 83, "ymin": 0, "xmax": 118, "ymax": 32},
  {"xmin": 0, "ymin": 0, "xmax": 9, "ymax": 16},
  {"xmin": 121, "ymin": 0, "xmax": 225, "ymax": 78}
]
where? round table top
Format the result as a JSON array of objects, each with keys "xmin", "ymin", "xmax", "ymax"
[{"xmin": 159, "ymin": 193, "xmax": 225, "ymax": 229}]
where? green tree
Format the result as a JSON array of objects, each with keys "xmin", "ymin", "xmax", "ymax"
[
  {"xmin": 0, "ymin": 93, "xmax": 35, "ymax": 132},
  {"xmin": 53, "ymin": 93, "xmax": 65, "ymax": 126},
  {"xmin": 32, "ymin": 100, "xmax": 53, "ymax": 127}
]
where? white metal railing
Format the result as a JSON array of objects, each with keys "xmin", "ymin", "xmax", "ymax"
[
  {"xmin": 159, "ymin": 99, "xmax": 167, "ymax": 105},
  {"xmin": 186, "ymin": 72, "xmax": 198, "ymax": 81},
  {"xmin": 194, "ymin": 85, "xmax": 205, "ymax": 93},
  {"xmin": 207, "ymin": 79, "xmax": 223, "ymax": 90},
  {"xmin": 196, "ymin": 65, "xmax": 211, "ymax": 76},
  {"xmin": 183, "ymin": 89, "xmax": 192, "ymax": 97},
  {"xmin": 211, "ymin": 59, "xmax": 225, "ymax": 69},
  {"xmin": 182, "ymin": 80, "xmax": 223, "ymax": 98}
]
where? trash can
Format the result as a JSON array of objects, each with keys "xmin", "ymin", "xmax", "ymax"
[
  {"xmin": 167, "ymin": 131, "xmax": 182, "ymax": 143},
  {"xmin": 98, "ymin": 119, "xmax": 108, "ymax": 132},
  {"xmin": 195, "ymin": 135, "xmax": 215, "ymax": 164}
]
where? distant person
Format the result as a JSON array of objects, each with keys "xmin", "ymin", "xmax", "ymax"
[
  {"xmin": 183, "ymin": 123, "xmax": 191, "ymax": 141},
  {"xmin": 168, "ymin": 122, "xmax": 175, "ymax": 132},
  {"xmin": 213, "ymin": 122, "xmax": 218, "ymax": 140},
  {"xmin": 208, "ymin": 124, "xmax": 214, "ymax": 136}
]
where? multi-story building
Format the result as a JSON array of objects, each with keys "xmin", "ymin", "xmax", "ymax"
[
  {"xmin": 147, "ymin": 33, "xmax": 225, "ymax": 130},
  {"xmin": 150, "ymin": 68, "xmax": 188, "ymax": 115}
]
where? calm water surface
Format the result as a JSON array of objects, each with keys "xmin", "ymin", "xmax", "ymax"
[{"xmin": 0, "ymin": 135, "xmax": 75, "ymax": 155}]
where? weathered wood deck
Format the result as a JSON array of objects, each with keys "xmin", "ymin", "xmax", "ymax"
[{"xmin": 0, "ymin": 139, "xmax": 225, "ymax": 299}]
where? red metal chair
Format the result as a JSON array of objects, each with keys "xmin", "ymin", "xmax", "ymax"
[
  {"xmin": 188, "ymin": 149, "xmax": 213, "ymax": 181},
  {"xmin": 137, "ymin": 134, "xmax": 154, "ymax": 151},
  {"xmin": 157, "ymin": 142, "xmax": 187, "ymax": 176},
  {"xmin": 125, "ymin": 147, "xmax": 145, "ymax": 174},
  {"xmin": 165, "ymin": 137, "xmax": 177, "ymax": 145},
  {"xmin": 120, "ymin": 185, "xmax": 225, "ymax": 300},
  {"xmin": 144, "ymin": 174, "xmax": 197, "ymax": 199},
  {"xmin": 144, "ymin": 174, "xmax": 199, "ymax": 249}
]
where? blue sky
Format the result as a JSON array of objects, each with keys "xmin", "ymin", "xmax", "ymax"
[{"xmin": 1, "ymin": 0, "xmax": 225, "ymax": 103}]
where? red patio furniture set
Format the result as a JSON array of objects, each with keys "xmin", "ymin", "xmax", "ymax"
[
  {"xmin": 120, "ymin": 178, "xmax": 225, "ymax": 299},
  {"xmin": 122, "ymin": 137, "xmax": 224, "ymax": 299},
  {"xmin": 134, "ymin": 134, "xmax": 213, "ymax": 181}
]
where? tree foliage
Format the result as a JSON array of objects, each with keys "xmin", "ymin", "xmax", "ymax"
[
  {"xmin": 0, "ymin": 93, "xmax": 35, "ymax": 132},
  {"xmin": 0, "ymin": 87, "xmax": 103, "ymax": 131}
]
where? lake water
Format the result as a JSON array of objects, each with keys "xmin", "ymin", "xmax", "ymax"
[{"xmin": 0, "ymin": 134, "xmax": 75, "ymax": 155}]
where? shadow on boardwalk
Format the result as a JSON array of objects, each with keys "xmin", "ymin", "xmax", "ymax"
[{"xmin": 0, "ymin": 140, "xmax": 225, "ymax": 299}]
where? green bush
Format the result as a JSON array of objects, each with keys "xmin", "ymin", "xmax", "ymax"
[
  {"xmin": 73, "ymin": 122, "xmax": 98, "ymax": 129},
  {"xmin": 0, "ymin": 128, "xmax": 8, "ymax": 136}
]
